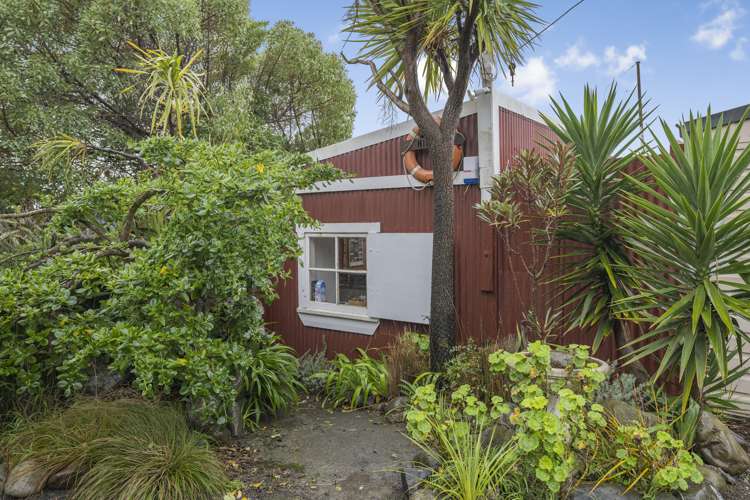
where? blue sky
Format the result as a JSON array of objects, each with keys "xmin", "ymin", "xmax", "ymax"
[{"xmin": 252, "ymin": 0, "xmax": 749, "ymax": 138}]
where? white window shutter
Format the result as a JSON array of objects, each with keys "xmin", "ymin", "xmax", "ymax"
[{"xmin": 367, "ymin": 233, "xmax": 432, "ymax": 324}]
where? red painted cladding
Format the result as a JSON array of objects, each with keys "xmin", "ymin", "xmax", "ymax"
[
  {"xmin": 324, "ymin": 114, "xmax": 478, "ymax": 178},
  {"xmin": 499, "ymin": 108, "xmax": 554, "ymax": 170},
  {"xmin": 264, "ymin": 185, "xmax": 498, "ymax": 358}
]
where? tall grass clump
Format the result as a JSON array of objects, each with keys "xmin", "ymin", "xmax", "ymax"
[
  {"xmin": 385, "ymin": 331, "xmax": 430, "ymax": 397},
  {"xmin": 2, "ymin": 399, "xmax": 228, "ymax": 500}
]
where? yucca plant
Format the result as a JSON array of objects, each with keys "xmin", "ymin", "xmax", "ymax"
[
  {"xmin": 320, "ymin": 348, "xmax": 389, "ymax": 409},
  {"xmin": 116, "ymin": 41, "xmax": 207, "ymax": 138},
  {"xmin": 619, "ymin": 109, "xmax": 750, "ymax": 409},
  {"xmin": 541, "ymin": 85, "xmax": 650, "ymax": 379}
]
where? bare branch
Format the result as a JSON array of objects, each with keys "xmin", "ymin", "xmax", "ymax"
[
  {"xmin": 88, "ymin": 145, "xmax": 151, "ymax": 170},
  {"xmin": 340, "ymin": 53, "xmax": 411, "ymax": 114},
  {"xmin": 119, "ymin": 189, "xmax": 165, "ymax": 241},
  {"xmin": 0, "ymin": 208, "xmax": 57, "ymax": 220},
  {"xmin": 435, "ymin": 47, "xmax": 455, "ymax": 94}
]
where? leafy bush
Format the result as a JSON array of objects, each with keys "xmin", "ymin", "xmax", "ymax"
[
  {"xmin": 445, "ymin": 339, "xmax": 506, "ymax": 402},
  {"xmin": 320, "ymin": 348, "xmax": 389, "ymax": 409},
  {"xmin": 590, "ymin": 420, "xmax": 703, "ymax": 499},
  {"xmin": 0, "ymin": 138, "xmax": 340, "ymax": 424},
  {"xmin": 241, "ymin": 334, "xmax": 303, "ymax": 430},
  {"xmin": 3, "ymin": 399, "xmax": 229, "ymax": 500},
  {"xmin": 385, "ymin": 331, "xmax": 429, "ymax": 397}
]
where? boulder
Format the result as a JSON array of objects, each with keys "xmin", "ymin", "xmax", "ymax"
[
  {"xmin": 3, "ymin": 459, "xmax": 48, "ymax": 498},
  {"xmin": 600, "ymin": 399, "xmax": 660, "ymax": 427},
  {"xmin": 569, "ymin": 482, "xmax": 642, "ymax": 499},
  {"xmin": 696, "ymin": 411, "xmax": 750, "ymax": 475},
  {"xmin": 401, "ymin": 467, "xmax": 430, "ymax": 496},
  {"xmin": 384, "ymin": 396, "xmax": 409, "ymax": 424},
  {"xmin": 46, "ymin": 462, "xmax": 80, "ymax": 490},
  {"xmin": 480, "ymin": 422, "xmax": 513, "ymax": 449},
  {"xmin": 412, "ymin": 451, "xmax": 440, "ymax": 471},
  {"xmin": 698, "ymin": 464, "xmax": 728, "ymax": 492},
  {"xmin": 411, "ymin": 488, "xmax": 437, "ymax": 500},
  {"xmin": 681, "ymin": 483, "xmax": 725, "ymax": 500}
]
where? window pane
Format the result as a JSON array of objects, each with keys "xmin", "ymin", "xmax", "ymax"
[
  {"xmin": 309, "ymin": 237, "xmax": 335, "ymax": 269},
  {"xmin": 310, "ymin": 270, "xmax": 336, "ymax": 304},
  {"xmin": 338, "ymin": 237, "xmax": 367, "ymax": 270},
  {"xmin": 338, "ymin": 273, "xmax": 367, "ymax": 307}
]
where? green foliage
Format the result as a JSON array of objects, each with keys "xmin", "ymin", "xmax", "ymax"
[
  {"xmin": 594, "ymin": 373, "xmax": 645, "ymax": 405},
  {"xmin": 444, "ymin": 339, "xmax": 506, "ymax": 402},
  {"xmin": 116, "ymin": 42, "xmax": 207, "ymax": 138},
  {"xmin": 3, "ymin": 399, "xmax": 229, "ymax": 500},
  {"xmin": 250, "ymin": 21, "xmax": 356, "ymax": 152},
  {"xmin": 0, "ymin": 0, "xmax": 354, "ymax": 202},
  {"xmin": 541, "ymin": 85, "xmax": 648, "ymax": 352},
  {"xmin": 409, "ymin": 405, "xmax": 520, "ymax": 500},
  {"xmin": 591, "ymin": 420, "xmax": 703, "ymax": 499},
  {"xmin": 241, "ymin": 337, "xmax": 302, "ymax": 430},
  {"xmin": 0, "ymin": 138, "xmax": 341, "ymax": 424},
  {"xmin": 343, "ymin": 0, "xmax": 539, "ymax": 99},
  {"xmin": 619, "ymin": 108, "xmax": 750, "ymax": 409},
  {"xmin": 320, "ymin": 349, "xmax": 389, "ymax": 409}
]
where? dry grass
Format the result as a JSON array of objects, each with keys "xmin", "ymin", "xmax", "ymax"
[{"xmin": 385, "ymin": 331, "xmax": 430, "ymax": 398}]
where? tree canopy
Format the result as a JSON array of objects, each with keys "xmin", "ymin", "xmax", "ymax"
[{"xmin": 0, "ymin": 0, "xmax": 355, "ymax": 207}]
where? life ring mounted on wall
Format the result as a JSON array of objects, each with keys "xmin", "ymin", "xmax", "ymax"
[{"xmin": 401, "ymin": 121, "xmax": 465, "ymax": 184}]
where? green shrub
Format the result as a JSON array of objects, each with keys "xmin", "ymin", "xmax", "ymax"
[
  {"xmin": 445, "ymin": 339, "xmax": 506, "ymax": 402},
  {"xmin": 320, "ymin": 348, "xmax": 389, "ymax": 409},
  {"xmin": 409, "ymin": 403, "xmax": 521, "ymax": 500},
  {"xmin": 3, "ymin": 399, "xmax": 229, "ymax": 500},
  {"xmin": 0, "ymin": 138, "xmax": 340, "ymax": 424},
  {"xmin": 589, "ymin": 419, "xmax": 703, "ymax": 499},
  {"xmin": 241, "ymin": 334, "xmax": 302, "ymax": 430}
]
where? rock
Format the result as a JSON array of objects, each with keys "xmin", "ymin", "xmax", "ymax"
[
  {"xmin": 480, "ymin": 422, "xmax": 513, "ymax": 449},
  {"xmin": 570, "ymin": 482, "xmax": 641, "ymax": 499},
  {"xmin": 384, "ymin": 397, "xmax": 409, "ymax": 424},
  {"xmin": 400, "ymin": 467, "xmax": 430, "ymax": 495},
  {"xmin": 696, "ymin": 411, "xmax": 750, "ymax": 475},
  {"xmin": 698, "ymin": 464, "xmax": 728, "ymax": 492},
  {"xmin": 411, "ymin": 488, "xmax": 437, "ymax": 500},
  {"xmin": 229, "ymin": 399, "xmax": 244, "ymax": 437},
  {"xmin": 83, "ymin": 360, "xmax": 122, "ymax": 396},
  {"xmin": 412, "ymin": 451, "xmax": 440, "ymax": 471},
  {"xmin": 681, "ymin": 483, "xmax": 725, "ymax": 500},
  {"xmin": 46, "ymin": 462, "xmax": 79, "ymax": 490},
  {"xmin": 3, "ymin": 459, "xmax": 49, "ymax": 498},
  {"xmin": 600, "ymin": 399, "xmax": 660, "ymax": 427}
]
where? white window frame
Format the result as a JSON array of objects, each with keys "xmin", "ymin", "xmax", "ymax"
[{"xmin": 296, "ymin": 223, "xmax": 380, "ymax": 335}]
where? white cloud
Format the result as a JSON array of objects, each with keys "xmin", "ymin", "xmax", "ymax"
[
  {"xmin": 731, "ymin": 36, "xmax": 748, "ymax": 60},
  {"xmin": 692, "ymin": 8, "xmax": 743, "ymax": 49},
  {"xmin": 554, "ymin": 43, "xmax": 599, "ymax": 70},
  {"xmin": 604, "ymin": 44, "xmax": 646, "ymax": 76},
  {"xmin": 501, "ymin": 57, "xmax": 556, "ymax": 106}
]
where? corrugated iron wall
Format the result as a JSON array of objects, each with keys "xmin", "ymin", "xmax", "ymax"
[
  {"xmin": 264, "ymin": 185, "xmax": 494, "ymax": 357},
  {"xmin": 322, "ymin": 114, "xmax": 478, "ymax": 176}
]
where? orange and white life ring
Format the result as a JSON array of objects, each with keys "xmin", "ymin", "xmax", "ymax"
[{"xmin": 401, "ymin": 126, "xmax": 465, "ymax": 184}]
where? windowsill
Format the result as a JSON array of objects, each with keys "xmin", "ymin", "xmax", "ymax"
[{"xmin": 297, "ymin": 307, "xmax": 380, "ymax": 336}]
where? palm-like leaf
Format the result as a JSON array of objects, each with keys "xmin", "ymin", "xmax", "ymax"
[
  {"xmin": 116, "ymin": 42, "xmax": 207, "ymax": 138},
  {"xmin": 619, "ymin": 108, "xmax": 750, "ymax": 408},
  {"xmin": 343, "ymin": 0, "xmax": 540, "ymax": 99},
  {"xmin": 541, "ymin": 85, "xmax": 648, "ymax": 353}
]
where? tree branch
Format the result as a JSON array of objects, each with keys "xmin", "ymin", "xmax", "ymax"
[
  {"xmin": 0, "ymin": 208, "xmax": 57, "ymax": 220},
  {"xmin": 435, "ymin": 47, "xmax": 455, "ymax": 94},
  {"xmin": 340, "ymin": 54, "xmax": 411, "ymax": 114},
  {"xmin": 88, "ymin": 145, "xmax": 151, "ymax": 170},
  {"xmin": 119, "ymin": 189, "xmax": 165, "ymax": 241}
]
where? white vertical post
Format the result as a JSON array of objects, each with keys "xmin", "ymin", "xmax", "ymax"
[{"xmin": 475, "ymin": 87, "xmax": 500, "ymax": 201}]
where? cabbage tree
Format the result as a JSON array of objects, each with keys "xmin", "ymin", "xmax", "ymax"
[
  {"xmin": 620, "ymin": 109, "xmax": 750, "ymax": 409},
  {"xmin": 342, "ymin": 0, "xmax": 539, "ymax": 370}
]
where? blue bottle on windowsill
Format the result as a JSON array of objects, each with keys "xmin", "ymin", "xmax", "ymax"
[{"xmin": 313, "ymin": 280, "xmax": 326, "ymax": 302}]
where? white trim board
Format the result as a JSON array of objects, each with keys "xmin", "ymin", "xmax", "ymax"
[{"xmin": 297, "ymin": 169, "xmax": 478, "ymax": 195}]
